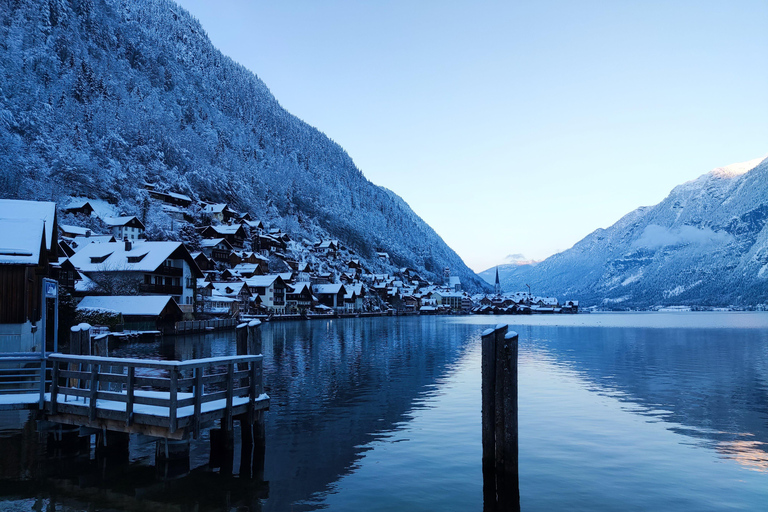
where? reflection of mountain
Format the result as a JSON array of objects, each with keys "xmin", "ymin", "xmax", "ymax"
[
  {"xmin": 523, "ymin": 325, "xmax": 768, "ymax": 469},
  {"xmin": 260, "ymin": 317, "xmax": 481, "ymax": 511}
]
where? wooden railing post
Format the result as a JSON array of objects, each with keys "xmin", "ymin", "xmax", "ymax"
[
  {"xmin": 225, "ymin": 362, "xmax": 234, "ymax": 431},
  {"xmin": 126, "ymin": 366, "xmax": 135, "ymax": 427},
  {"xmin": 193, "ymin": 366, "xmax": 203, "ymax": 439},
  {"xmin": 169, "ymin": 367, "xmax": 179, "ymax": 433},
  {"xmin": 49, "ymin": 360, "xmax": 59, "ymax": 414},
  {"xmin": 88, "ymin": 363, "xmax": 99, "ymax": 421},
  {"xmin": 38, "ymin": 358, "xmax": 47, "ymax": 410}
]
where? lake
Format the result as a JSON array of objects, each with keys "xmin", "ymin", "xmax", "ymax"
[{"xmin": 1, "ymin": 312, "xmax": 768, "ymax": 511}]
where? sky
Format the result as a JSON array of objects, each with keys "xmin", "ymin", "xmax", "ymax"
[{"xmin": 174, "ymin": 0, "xmax": 768, "ymax": 273}]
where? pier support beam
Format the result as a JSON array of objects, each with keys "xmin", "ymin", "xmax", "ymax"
[
  {"xmin": 155, "ymin": 437, "xmax": 191, "ymax": 479},
  {"xmin": 209, "ymin": 426, "xmax": 234, "ymax": 475},
  {"xmin": 481, "ymin": 324, "xmax": 520, "ymax": 512}
]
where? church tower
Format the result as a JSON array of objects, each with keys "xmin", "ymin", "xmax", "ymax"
[{"xmin": 494, "ymin": 266, "xmax": 501, "ymax": 296}]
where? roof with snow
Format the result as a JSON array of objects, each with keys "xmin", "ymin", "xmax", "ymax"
[
  {"xmin": 0, "ymin": 218, "xmax": 46, "ymax": 265},
  {"xmin": 101, "ymin": 216, "xmax": 145, "ymax": 229},
  {"xmin": 77, "ymin": 295, "xmax": 181, "ymax": 317},
  {"xmin": 0, "ymin": 199, "xmax": 56, "ymax": 251},
  {"xmin": 59, "ymin": 224, "xmax": 92, "ymax": 236},
  {"xmin": 245, "ymin": 275, "xmax": 286, "ymax": 288},
  {"xmin": 68, "ymin": 241, "xmax": 201, "ymax": 276},
  {"xmin": 313, "ymin": 283, "xmax": 345, "ymax": 295}
]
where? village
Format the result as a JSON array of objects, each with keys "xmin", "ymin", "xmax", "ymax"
[{"xmin": 0, "ymin": 190, "xmax": 577, "ymax": 351}]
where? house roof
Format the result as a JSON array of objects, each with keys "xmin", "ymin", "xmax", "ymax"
[
  {"xmin": 0, "ymin": 199, "xmax": 56, "ymax": 251},
  {"xmin": 288, "ymin": 282, "xmax": 312, "ymax": 294},
  {"xmin": 211, "ymin": 281, "xmax": 247, "ymax": 296},
  {"xmin": 200, "ymin": 238, "xmax": 232, "ymax": 250},
  {"xmin": 0, "ymin": 218, "xmax": 45, "ymax": 265},
  {"xmin": 205, "ymin": 224, "xmax": 244, "ymax": 236},
  {"xmin": 314, "ymin": 283, "xmax": 345, "ymax": 295},
  {"xmin": 59, "ymin": 224, "xmax": 92, "ymax": 236},
  {"xmin": 202, "ymin": 203, "xmax": 228, "ymax": 214},
  {"xmin": 68, "ymin": 241, "xmax": 202, "ymax": 276},
  {"xmin": 71, "ymin": 235, "xmax": 116, "ymax": 252},
  {"xmin": 77, "ymin": 295, "xmax": 181, "ymax": 317},
  {"xmin": 245, "ymin": 275, "xmax": 286, "ymax": 288},
  {"xmin": 102, "ymin": 216, "xmax": 145, "ymax": 229}
]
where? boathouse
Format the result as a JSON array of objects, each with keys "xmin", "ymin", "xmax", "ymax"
[{"xmin": 76, "ymin": 295, "xmax": 184, "ymax": 333}]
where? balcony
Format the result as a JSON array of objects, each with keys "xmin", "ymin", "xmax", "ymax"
[
  {"xmin": 153, "ymin": 265, "xmax": 183, "ymax": 277},
  {"xmin": 139, "ymin": 283, "xmax": 183, "ymax": 295}
]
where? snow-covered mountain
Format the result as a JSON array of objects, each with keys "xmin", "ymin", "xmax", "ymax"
[
  {"xmin": 482, "ymin": 156, "xmax": 768, "ymax": 307},
  {"xmin": 0, "ymin": 0, "xmax": 488, "ymax": 291}
]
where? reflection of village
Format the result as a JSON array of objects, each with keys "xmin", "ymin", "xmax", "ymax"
[{"xmin": 1, "ymin": 193, "xmax": 576, "ymax": 350}]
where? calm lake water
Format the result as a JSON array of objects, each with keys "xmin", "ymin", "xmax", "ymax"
[{"xmin": 1, "ymin": 312, "xmax": 768, "ymax": 511}]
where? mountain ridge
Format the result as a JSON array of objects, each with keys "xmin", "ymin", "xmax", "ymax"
[
  {"xmin": 0, "ymin": 0, "xmax": 489, "ymax": 291},
  {"xmin": 481, "ymin": 157, "xmax": 768, "ymax": 307}
]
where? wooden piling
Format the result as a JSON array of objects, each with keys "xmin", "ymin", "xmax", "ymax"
[{"xmin": 481, "ymin": 324, "xmax": 520, "ymax": 511}]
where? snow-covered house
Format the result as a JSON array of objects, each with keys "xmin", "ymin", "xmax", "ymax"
[
  {"xmin": 0, "ymin": 200, "xmax": 59, "ymax": 353},
  {"xmin": 211, "ymin": 281, "xmax": 251, "ymax": 314},
  {"xmin": 245, "ymin": 275, "xmax": 287, "ymax": 314},
  {"xmin": 313, "ymin": 283, "xmax": 347, "ymax": 311},
  {"xmin": 62, "ymin": 199, "xmax": 94, "ymax": 216},
  {"xmin": 102, "ymin": 216, "xmax": 145, "ymax": 241},
  {"xmin": 344, "ymin": 283, "xmax": 365, "ymax": 312},
  {"xmin": 200, "ymin": 238, "xmax": 233, "ymax": 263},
  {"xmin": 201, "ymin": 224, "xmax": 246, "ymax": 249},
  {"xmin": 68, "ymin": 240, "xmax": 203, "ymax": 312},
  {"xmin": 285, "ymin": 282, "xmax": 315, "ymax": 314},
  {"xmin": 148, "ymin": 190, "xmax": 193, "ymax": 208},
  {"xmin": 202, "ymin": 203, "xmax": 237, "ymax": 223},
  {"xmin": 76, "ymin": 295, "xmax": 183, "ymax": 333}
]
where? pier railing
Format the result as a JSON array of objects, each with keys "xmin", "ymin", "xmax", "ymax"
[
  {"xmin": 47, "ymin": 353, "xmax": 266, "ymax": 439},
  {"xmin": 0, "ymin": 353, "xmax": 47, "ymax": 409}
]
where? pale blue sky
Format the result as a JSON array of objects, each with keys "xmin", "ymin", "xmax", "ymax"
[{"xmin": 175, "ymin": 0, "xmax": 768, "ymax": 272}]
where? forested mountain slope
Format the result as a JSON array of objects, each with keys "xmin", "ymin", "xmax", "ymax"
[
  {"xmin": 482, "ymin": 157, "xmax": 768, "ymax": 308},
  {"xmin": 0, "ymin": 0, "xmax": 488, "ymax": 290}
]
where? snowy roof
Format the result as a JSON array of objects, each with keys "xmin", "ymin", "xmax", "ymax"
[
  {"xmin": 202, "ymin": 203, "xmax": 228, "ymax": 214},
  {"xmin": 63, "ymin": 198, "xmax": 91, "ymax": 210},
  {"xmin": 200, "ymin": 238, "xmax": 232, "ymax": 249},
  {"xmin": 245, "ymin": 275, "xmax": 285, "ymax": 288},
  {"xmin": 77, "ymin": 295, "xmax": 179, "ymax": 317},
  {"xmin": 207, "ymin": 224, "xmax": 243, "ymax": 235},
  {"xmin": 0, "ymin": 199, "xmax": 56, "ymax": 251},
  {"xmin": 0, "ymin": 218, "xmax": 45, "ymax": 265},
  {"xmin": 211, "ymin": 281, "xmax": 247, "ymax": 296},
  {"xmin": 449, "ymin": 276, "xmax": 461, "ymax": 286},
  {"xmin": 59, "ymin": 224, "xmax": 91, "ymax": 236},
  {"xmin": 288, "ymin": 282, "xmax": 312, "ymax": 294},
  {"xmin": 71, "ymin": 235, "xmax": 116, "ymax": 252},
  {"xmin": 101, "ymin": 216, "xmax": 144, "ymax": 229},
  {"xmin": 68, "ymin": 241, "xmax": 194, "ymax": 274},
  {"xmin": 314, "ymin": 283, "xmax": 345, "ymax": 295}
]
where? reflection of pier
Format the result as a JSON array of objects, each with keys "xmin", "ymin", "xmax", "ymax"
[{"xmin": 0, "ymin": 322, "xmax": 269, "ymax": 478}]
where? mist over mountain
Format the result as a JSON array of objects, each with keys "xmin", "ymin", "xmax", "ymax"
[
  {"xmin": 0, "ymin": 0, "xmax": 489, "ymax": 291},
  {"xmin": 481, "ymin": 157, "xmax": 768, "ymax": 308}
]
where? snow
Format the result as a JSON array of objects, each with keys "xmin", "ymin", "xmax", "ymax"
[
  {"xmin": 0, "ymin": 200, "xmax": 56, "ymax": 251},
  {"xmin": 709, "ymin": 155, "xmax": 767, "ymax": 179},
  {"xmin": 0, "ymin": 218, "xmax": 44, "ymax": 264},
  {"xmin": 68, "ymin": 240, "xmax": 185, "ymax": 272},
  {"xmin": 59, "ymin": 224, "xmax": 91, "ymax": 236},
  {"xmin": 77, "ymin": 296, "xmax": 176, "ymax": 316},
  {"xmin": 101, "ymin": 215, "xmax": 140, "ymax": 227}
]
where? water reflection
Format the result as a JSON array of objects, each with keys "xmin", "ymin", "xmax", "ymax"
[{"xmin": 512, "ymin": 322, "xmax": 768, "ymax": 473}]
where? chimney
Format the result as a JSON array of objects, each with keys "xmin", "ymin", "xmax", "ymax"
[
  {"xmin": 85, "ymin": 229, "xmax": 91, "ymax": 238},
  {"xmin": 125, "ymin": 238, "xmax": 132, "ymax": 252}
]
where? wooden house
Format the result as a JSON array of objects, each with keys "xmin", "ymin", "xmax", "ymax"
[
  {"xmin": 201, "ymin": 224, "xmax": 246, "ymax": 249},
  {"xmin": 200, "ymin": 238, "xmax": 234, "ymax": 263},
  {"xmin": 76, "ymin": 295, "xmax": 183, "ymax": 334},
  {"xmin": 62, "ymin": 199, "xmax": 94, "ymax": 216},
  {"xmin": 148, "ymin": 190, "xmax": 193, "ymax": 208},
  {"xmin": 0, "ymin": 200, "xmax": 58, "ymax": 353},
  {"xmin": 313, "ymin": 283, "xmax": 347, "ymax": 311},
  {"xmin": 245, "ymin": 275, "xmax": 288, "ymax": 314},
  {"xmin": 285, "ymin": 282, "xmax": 314, "ymax": 314}
]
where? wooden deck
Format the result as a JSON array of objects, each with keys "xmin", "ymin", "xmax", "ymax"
[{"xmin": 45, "ymin": 353, "xmax": 269, "ymax": 440}]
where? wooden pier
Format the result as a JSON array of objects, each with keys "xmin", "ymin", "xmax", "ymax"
[{"xmin": 46, "ymin": 353, "xmax": 267, "ymax": 440}]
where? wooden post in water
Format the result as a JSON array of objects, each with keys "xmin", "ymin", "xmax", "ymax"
[{"xmin": 481, "ymin": 324, "xmax": 520, "ymax": 512}]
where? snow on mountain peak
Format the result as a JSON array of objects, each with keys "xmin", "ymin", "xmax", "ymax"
[{"xmin": 709, "ymin": 155, "xmax": 767, "ymax": 179}]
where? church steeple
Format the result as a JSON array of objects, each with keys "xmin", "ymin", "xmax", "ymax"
[{"xmin": 494, "ymin": 266, "xmax": 501, "ymax": 295}]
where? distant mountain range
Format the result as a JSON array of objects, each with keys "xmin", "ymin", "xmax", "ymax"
[
  {"xmin": 0, "ymin": 0, "xmax": 489, "ymax": 291},
  {"xmin": 480, "ymin": 156, "xmax": 768, "ymax": 308}
]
